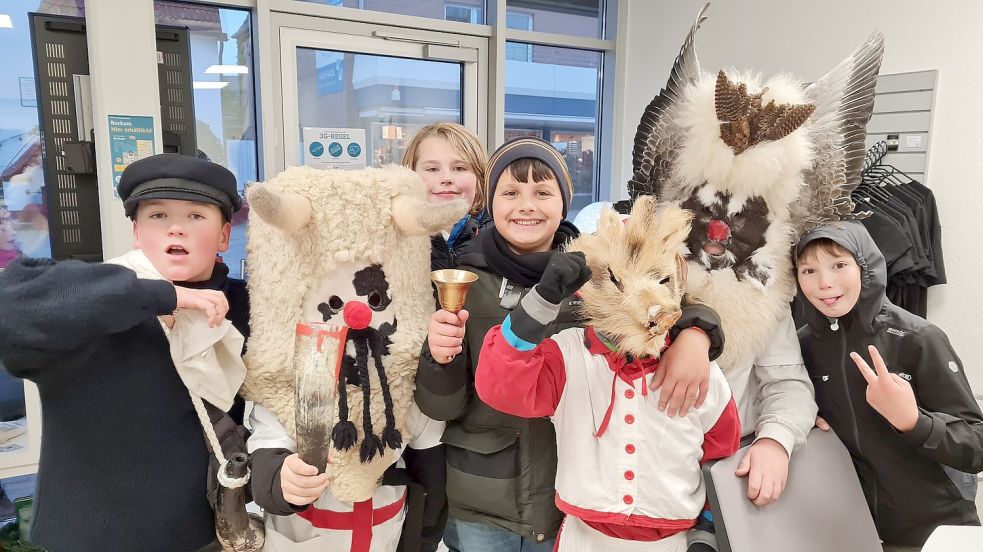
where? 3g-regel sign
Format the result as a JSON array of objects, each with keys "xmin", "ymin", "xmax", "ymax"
[{"xmin": 302, "ymin": 127, "xmax": 366, "ymax": 170}]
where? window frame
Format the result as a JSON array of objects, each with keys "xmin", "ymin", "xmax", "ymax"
[
  {"xmin": 504, "ymin": 11, "xmax": 533, "ymax": 61},
  {"xmin": 272, "ymin": 16, "xmax": 485, "ymax": 173},
  {"xmin": 181, "ymin": 0, "xmax": 627, "ymax": 203},
  {"xmin": 495, "ymin": 0, "xmax": 620, "ymax": 206}
]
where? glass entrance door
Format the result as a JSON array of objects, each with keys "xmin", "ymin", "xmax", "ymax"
[{"xmin": 272, "ymin": 14, "xmax": 486, "ymax": 172}]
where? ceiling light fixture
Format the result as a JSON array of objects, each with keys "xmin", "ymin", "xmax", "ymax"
[
  {"xmin": 204, "ymin": 64, "xmax": 248, "ymax": 75},
  {"xmin": 193, "ymin": 81, "xmax": 230, "ymax": 90}
]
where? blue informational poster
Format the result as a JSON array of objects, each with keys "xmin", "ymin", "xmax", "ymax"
[{"xmin": 108, "ymin": 115, "xmax": 156, "ymax": 191}]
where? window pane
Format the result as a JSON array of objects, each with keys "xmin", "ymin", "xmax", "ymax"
[
  {"xmin": 506, "ymin": 0, "xmax": 602, "ymax": 39},
  {"xmin": 505, "ymin": 42, "xmax": 531, "ymax": 62},
  {"xmin": 446, "ymin": 4, "xmax": 482, "ymax": 24},
  {"xmin": 155, "ymin": 2, "xmax": 258, "ymax": 279},
  {"xmin": 0, "ymin": 1, "xmax": 84, "ymax": 266},
  {"xmin": 0, "ymin": 0, "xmax": 80, "ymax": 477},
  {"xmin": 506, "ymin": 11, "xmax": 532, "ymax": 30},
  {"xmin": 295, "ymin": 47, "xmax": 463, "ymax": 167},
  {"xmin": 295, "ymin": 0, "xmax": 486, "ymax": 25},
  {"xmin": 505, "ymin": 42, "xmax": 599, "ymax": 220}
]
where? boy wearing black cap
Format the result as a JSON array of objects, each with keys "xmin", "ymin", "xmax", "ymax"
[
  {"xmin": 0, "ymin": 153, "xmax": 248, "ymax": 551},
  {"xmin": 414, "ymin": 139, "xmax": 725, "ymax": 551}
]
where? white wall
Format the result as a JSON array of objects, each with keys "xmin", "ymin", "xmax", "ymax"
[
  {"xmin": 619, "ymin": 0, "xmax": 983, "ymax": 397},
  {"xmin": 86, "ymin": 0, "xmax": 163, "ymax": 258}
]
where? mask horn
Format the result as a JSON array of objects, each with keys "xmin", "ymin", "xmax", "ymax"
[
  {"xmin": 247, "ymin": 186, "xmax": 313, "ymax": 233},
  {"xmin": 391, "ymin": 196, "xmax": 468, "ymax": 237}
]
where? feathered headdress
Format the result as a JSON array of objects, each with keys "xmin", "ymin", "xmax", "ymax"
[
  {"xmin": 629, "ymin": 2, "xmax": 883, "ymax": 239},
  {"xmin": 627, "ymin": 3, "xmax": 883, "ymax": 371}
]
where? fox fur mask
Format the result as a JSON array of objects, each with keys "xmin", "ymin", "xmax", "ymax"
[{"xmin": 568, "ymin": 196, "xmax": 693, "ymax": 358}]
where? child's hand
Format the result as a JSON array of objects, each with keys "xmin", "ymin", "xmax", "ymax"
[
  {"xmin": 650, "ymin": 327, "xmax": 710, "ymax": 416},
  {"xmin": 735, "ymin": 438, "xmax": 789, "ymax": 507},
  {"xmin": 174, "ymin": 286, "xmax": 229, "ymax": 328},
  {"xmin": 815, "ymin": 416, "xmax": 831, "ymax": 431},
  {"xmin": 851, "ymin": 345, "xmax": 919, "ymax": 432},
  {"xmin": 428, "ymin": 309, "xmax": 469, "ymax": 364},
  {"xmin": 280, "ymin": 453, "xmax": 330, "ymax": 506}
]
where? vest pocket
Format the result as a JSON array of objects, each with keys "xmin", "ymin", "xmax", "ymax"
[
  {"xmin": 443, "ymin": 425, "xmax": 521, "ymax": 521},
  {"xmin": 942, "ymin": 464, "xmax": 979, "ymax": 502}
]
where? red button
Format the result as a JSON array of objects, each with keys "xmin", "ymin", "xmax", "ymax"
[
  {"xmin": 624, "ymin": 470, "xmax": 635, "ymax": 480},
  {"xmin": 624, "ymin": 389, "xmax": 635, "ymax": 399},
  {"xmin": 624, "ymin": 414, "xmax": 635, "ymax": 424},
  {"xmin": 623, "ymin": 495, "xmax": 633, "ymax": 505},
  {"xmin": 625, "ymin": 444, "xmax": 636, "ymax": 454}
]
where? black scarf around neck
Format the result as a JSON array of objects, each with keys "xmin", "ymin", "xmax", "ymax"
[
  {"xmin": 177, "ymin": 260, "xmax": 230, "ymax": 292},
  {"xmin": 475, "ymin": 220, "xmax": 580, "ymax": 288}
]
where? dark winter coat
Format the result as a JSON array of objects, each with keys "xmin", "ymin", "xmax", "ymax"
[
  {"xmin": 796, "ymin": 221, "xmax": 983, "ymax": 547},
  {"xmin": 430, "ymin": 213, "xmax": 488, "ymax": 270},
  {"xmin": 0, "ymin": 258, "xmax": 248, "ymax": 552}
]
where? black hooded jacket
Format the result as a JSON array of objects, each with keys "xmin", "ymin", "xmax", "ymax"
[{"xmin": 796, "ymin": 221, "xmax": 983, "ymax": 547}]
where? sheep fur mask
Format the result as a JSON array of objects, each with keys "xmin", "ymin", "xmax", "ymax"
[{"xmin": 242, "ymin": 165, "xmax": 466, "ymax": 501}]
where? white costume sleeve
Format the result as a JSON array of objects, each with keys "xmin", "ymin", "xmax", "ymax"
[
  {"xmin": 406, "ymin": 401, "xmax": 446, "ymax": 451},
  {"xmin": 697, "ymin": 361, "xmax": 735, "ymax": 431},
  {"xmin": 247, "ymin": 402, "xmax": 296, "ymax": 453},
  {"xmin": 742, "ymin": 309, "xmax": 818, "ymax": 456}
]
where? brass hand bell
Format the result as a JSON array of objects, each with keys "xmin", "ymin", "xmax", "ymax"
[{"xmin": 430, "ymin": 269, "xmax": 478, "ymax": 363}]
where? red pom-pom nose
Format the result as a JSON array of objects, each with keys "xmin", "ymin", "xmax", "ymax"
[
  {"xmin": 343, "ymin": 301, "xmax": 372, "ymax": 330},
  {"xmin": 707, "ymin": 219, "xmax": 731, "ymax": 242}
]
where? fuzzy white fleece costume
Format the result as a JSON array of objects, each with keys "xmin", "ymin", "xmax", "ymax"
[{"xmin": 242, "ymin": 165, "xmax": 466, "ymax": 551}]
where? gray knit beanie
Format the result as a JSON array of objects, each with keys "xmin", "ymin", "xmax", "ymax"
[{"xmin": 485, "ymin": 138, "xmax": 574, "ymax": 218}]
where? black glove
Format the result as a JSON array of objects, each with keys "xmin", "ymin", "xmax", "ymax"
[{"xmin": 536, "ymin": 251, "xmax": 592, "ymax": 305}]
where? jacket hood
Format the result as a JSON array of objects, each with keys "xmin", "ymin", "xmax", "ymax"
[{"xmin": 795, "ymin": 220, "xmax": 888, "ymax": 333}]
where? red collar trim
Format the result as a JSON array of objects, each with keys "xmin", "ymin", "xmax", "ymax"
[
  {"xmin": 583, "ymin": 327, "xmax": 667, "ymax": 383},
  {"xmin": 585, "ymin": 326, "xmax": 670, "ymax": 438},
  {"xmin": 584, "ymin": 326, "xmax": 615, "ymax": 355}
]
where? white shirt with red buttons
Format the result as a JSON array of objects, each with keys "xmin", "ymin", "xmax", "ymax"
[{"xmin": 476, "ymin": 325, "xmax": 741, "ymax": 541}]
